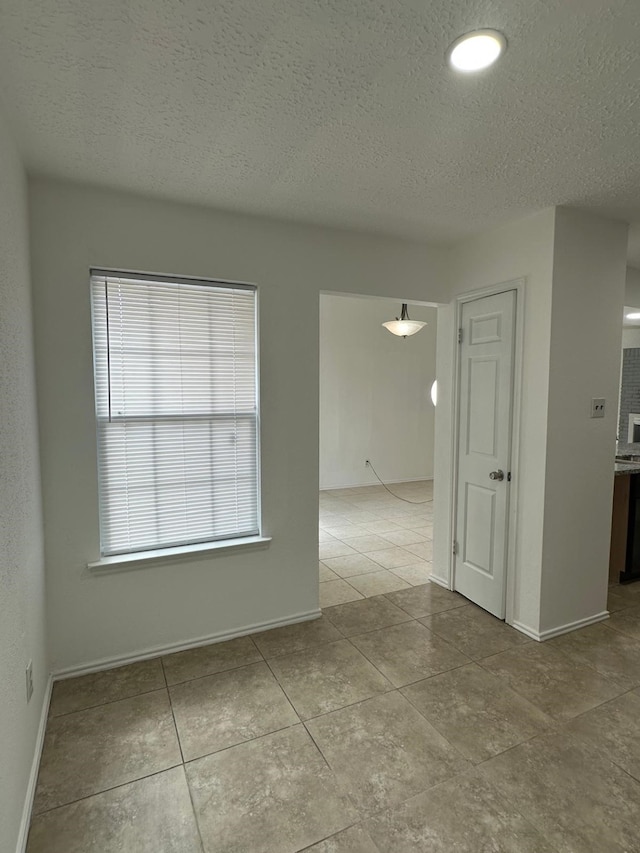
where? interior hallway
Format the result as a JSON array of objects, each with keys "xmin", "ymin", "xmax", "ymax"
[{"xmin": 26, "ymin": 504, "xmax": 640, "ymax": 851}]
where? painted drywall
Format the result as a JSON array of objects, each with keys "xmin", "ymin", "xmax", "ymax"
[
  {"xmin": 540, "ymin": 208, "xmax": 627, "ymax": 633},
  {"xmin": 622, "ymin": 327, "xmax": 640, "ymax": 349},
  {"xmin": 26, "ymin": 173, "xmax": 628, "ymax": 678},
  {"xmin": 0, "ymin": 112, "xmax": 47, "ymax": 852},
  {"xmin": 625, "ymin": 266, "xmax": 640, "ymax": 307},
  {"xmin": 28, "ymin": 178, "xmax": 448, "ymax": 672},
  {"xmin": 437, "ymin": 206, "xmax": 628, "ymax": 638},
  {"xmin": 435, "ymin": 209, "xmax": 557, "ymax": 634},
  {"xmin": 319, "ymin": 295, "xmax": 437, "ymax": 490}
]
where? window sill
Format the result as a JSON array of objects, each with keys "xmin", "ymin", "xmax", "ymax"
[{"xmin": 87, "ymin": 535, "xmax": 272, "ymax": 572}]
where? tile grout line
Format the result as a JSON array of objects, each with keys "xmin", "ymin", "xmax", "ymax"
[
  {"xmin": 609, "ymin": 758, "xmax": 640, "ymax": 787},
  {"xmin": 164, "ymin": 655, "xmax": 266, "ymax": 689},
  {"xmin": 302, "ymin": 704, "xmax": 482, "ymax": 843},
  {"xmin": 260, "ymin": 635, "xmax": 418, "ymax": 727},
  {"xmin": 163, "ymin": 659, "xmax": 186, "ymax": 766},
  {"xmin": 260, "ymin": 638, "xmax": 395, "ymax": 724},
  {"xmin": 344, "ymin": 630, "xmax": 474, "ymax": 692},
  {"xmin": 261, "ymin": 654, "xmax": 305, "ymax": 729},
  {"xmin": 297, "ymin": 683, "xmax": 397, "ymax": 725},
  {"xmin": 158, "ymin": 660, "xmax": 206, "ymax": 848},
  {"xmin": 181, "ymin": 720, "xmax": 308, "ymax": 767},
  {"xmin": 322, "ymin": 615, "xmax": 416, "ymax": 639},
  {"xmin": 183, "ymin": 779, "xmax": 207, "ymax": 853},
  {"xmin": 30, "ymin": 762, "xmax": 185, "ymax": 819},
  {"xmin": 399, "ymin": 674, "xmax": 558, "ymax": 764},
  {"xmin": 293, "ymin": 683, "xmax": 466, "ymax": 821},
  {"xmin": 159, "ymin": 655, "xmax": 169, "ymax": 688},
  {"xmin": 472, "ymin": 646, "xmax": 639, "ymax": 720},
  {"xmin": 168, "ymin": 714, "xmax": 207, "ymax": 853},
  {"xmin": 296, "ymin": 822, "xmax": 381, "ymax": 853},
  {"xmin": 48, "ymin": 683, "xmax": 169, "ymax": 720}
]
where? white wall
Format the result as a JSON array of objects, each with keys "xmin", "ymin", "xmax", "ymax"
[
  {"xmin": 435, "ymin": 209, "xmax": 556, "ymax": 634},
  {"xmin": 625, "ymin": 266, "xmax": 640, "ymax": 307},
  {"xmin": 540, "ymin": 208, "xmax": 627, "ymax": 634},
  {"xmin": 319, "ymin": 295, "xmax": 437, "ymax": 490},
  {"xmin": 24, "ymin": 172, "xmax": 629, "ymax": 683},
  {"xmin": 436, "ymin": 206, "xmax": 628, "ymax": 638},
  {"xmin": 622, "ymin": 327, "xmax": 640, "ymax": 349},
  {"xmin": 0, "ymin": 113, "xmax": 47, "ymax": 852},
  {"xmin": 29, "ymin": 177, "xmax": 448, "ymax": 672}
]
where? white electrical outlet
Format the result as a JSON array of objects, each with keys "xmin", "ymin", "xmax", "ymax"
[
  {"xmin": 26, "ymin": 661, "xmax": 33, "ymax": 703},
  {"xmin": 591, "ymin": 398, "xmax": 606, "ymax": 419}
]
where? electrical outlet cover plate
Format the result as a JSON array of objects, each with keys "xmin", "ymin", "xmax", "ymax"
[{"xmin": 591, "ymin": 398, "xmax": 605, "ymax": 419}]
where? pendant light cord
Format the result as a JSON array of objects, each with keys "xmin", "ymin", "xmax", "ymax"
[{"xmin": 365, "ymin": 460, "xmax": 433, "ymax": 505}]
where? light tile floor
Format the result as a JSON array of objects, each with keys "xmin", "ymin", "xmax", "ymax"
[
  {"xmin": 319, "ymin": 480, "xmax": 434, "ymax": 607},
  {"xmin": 27, "ymin": 482, "xmax": 640, "ymax": 852}
]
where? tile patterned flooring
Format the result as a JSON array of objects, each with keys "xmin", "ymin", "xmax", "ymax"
[
  {"xmin": 27, "ymin": 481, "xmax": 640, "ymax": 852},
  {"xmin": 319, "ymin": 480, "xmax": 434, "ymax": 607}
]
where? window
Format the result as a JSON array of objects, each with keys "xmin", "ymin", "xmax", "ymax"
[{"xmin": 90, "ymin": 270, "xmax": 259, "ymax": 557}]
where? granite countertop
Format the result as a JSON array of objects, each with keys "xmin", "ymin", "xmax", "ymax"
[
  {"xmin": 615, "ymin": 442, "xmax": 640, "ymax": 476},
  {"xmin": 615, "ymin": 462, "xmax": 640, "ymax": 476}
]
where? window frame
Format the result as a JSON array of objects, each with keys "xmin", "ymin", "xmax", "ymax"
[{"xmin": 89, "ymin": 267, "xmax": 264, "ymax": 563}]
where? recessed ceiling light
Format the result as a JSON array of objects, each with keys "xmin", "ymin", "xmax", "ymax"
[
  {"xmin": 626, "ymin": 312, "xmax": 640, "ymax": 320},
  {"xmin": 447, "ymin": 29, "xmax": 507, "ymax": 73}
]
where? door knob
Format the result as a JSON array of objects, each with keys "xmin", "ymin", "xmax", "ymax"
[{"xmin": 489, "ymin": 470, "xmax": 505, "ymax": 481}]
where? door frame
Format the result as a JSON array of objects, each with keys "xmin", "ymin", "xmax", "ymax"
[{"xmin": 449, "ymin": 279, "xmax": 525, "ymax": 625}]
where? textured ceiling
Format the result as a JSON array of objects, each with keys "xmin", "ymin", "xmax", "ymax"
[{"xmin": 1, "ymin": 0, "xmax": 639, "ymax": 244}]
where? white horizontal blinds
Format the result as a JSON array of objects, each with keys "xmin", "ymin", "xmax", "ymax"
[{"xmin": 91, "ymin": 271, "xmax": 258, "ymax": 556}]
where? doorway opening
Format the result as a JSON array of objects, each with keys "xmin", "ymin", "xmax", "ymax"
[{"xmin": 318, "ymin": 293, "xmax": 438, "ymax": 607}]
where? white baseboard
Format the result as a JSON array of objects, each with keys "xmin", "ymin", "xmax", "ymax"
[
  {"xmin": 16, "ymin": 674, "xmax": 52, "ymax": 853},
  {"xmin": 428, "ymin": 574, "xmax": 452, "ymax": 590},
  {"xmin": 510, "ymin": 620, "xmax": 543, "ymax": 641},
  {"xmin": 53, "ymin": 608, "xmax": 322, "ymax": 680},
  {"xmin": 320, "ymin": 476, "xmax": 433, "ymax": 491},
  {"xmin": 511, "ymin": 610, "xmax": 609, "ymax": 642}
]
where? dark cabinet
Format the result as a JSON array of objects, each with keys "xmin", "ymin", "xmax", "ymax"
[{"xmin": 623, "ymin": 473, "xmax": 640, "ymax": 583}]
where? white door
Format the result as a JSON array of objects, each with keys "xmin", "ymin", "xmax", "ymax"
[{"xmin": 454, "ymin": 290, "xmax": 516, "ymax": 619}]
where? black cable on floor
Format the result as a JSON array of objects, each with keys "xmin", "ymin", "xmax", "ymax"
[{"xmin": 365, "ymin": 460, "xmax": 433, "ymax": 505}]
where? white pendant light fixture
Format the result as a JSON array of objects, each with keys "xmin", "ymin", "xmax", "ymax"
[
  {"xmin": 382, "ymin": 303, "xmax": 427, "ymax": 338},
  {"xmin": 447, "ymin": 29, "xmax": 506, "ymax": 73}
]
